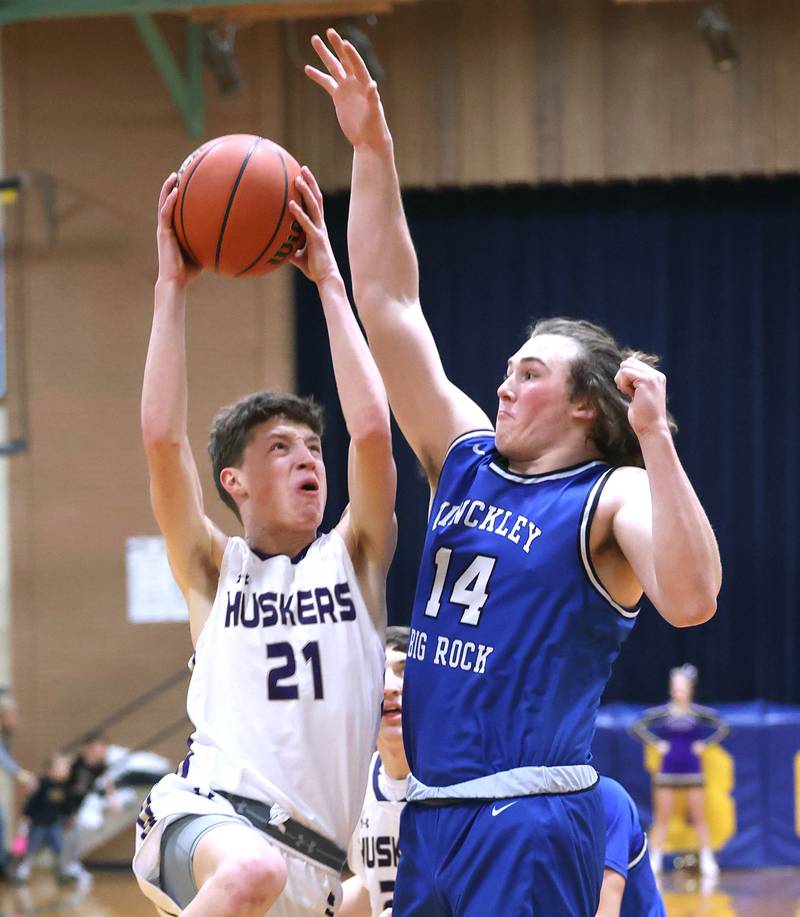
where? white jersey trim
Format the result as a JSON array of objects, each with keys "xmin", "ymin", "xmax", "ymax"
[
  {"xmin": 579, "ymin": 468, "xmax": 641, "ymax": 619},
  {"xmin": 489, "ymin": 459, "xmax": 606, "ymax": 485},
  {"xmin": 628, "ymin": 834, "xmax": 648, "ymax": 870}
]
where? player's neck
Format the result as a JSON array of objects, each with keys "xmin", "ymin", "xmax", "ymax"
[
  {"xmin": 505, "ymin": 438, "xmax": 602, "ymax": 476},
  {"xmin": 244, "ymin": 524, "xmax": 317, "ymax": 560},
  {"xmin": 377, "ymin": 739, "xmax": 410, "ymax": 780}
]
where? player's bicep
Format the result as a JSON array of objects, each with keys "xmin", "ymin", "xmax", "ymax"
[
  {"xmin": 344, "ymin": 437, "xmax": 397, "ymax": 569},
  {"xmin": 595, "ymin": 868, "xmax": 625, "ymax": 917},
  {"xmin": 363, "ymin": 301, "xmax": 492, "ymax": 478},
  {"xmin": 146, "ymin": 438, "xmax": 223, "ymax": 590}
]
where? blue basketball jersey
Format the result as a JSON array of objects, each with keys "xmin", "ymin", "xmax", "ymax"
[
  {"xmin": 599, "ymin": 776, "xmax": 665, "ymax": 917},
  {"xmin": 403, "ymin": 431, "xmax": 639, "ymax": 786}
]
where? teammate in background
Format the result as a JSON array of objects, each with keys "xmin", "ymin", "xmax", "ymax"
[
  {"xmin": 631, "ymin": 664, "xmax": 728, "ymax": 878},
  {"xmin": 596, "ymin": 777, "xmax": 665, "ymax": 917},
  {"xmin": 341, "ymin": 626, "xmax": 409, "ymax": 917},
  {"xmin": 307, "ymin": 31, "xmax": 721, "ymax": 914},
  {"xmin": 132, "ymin": 167, "xmax": 396, "ymax": 916},
  {"xmin": 15, "ymin": 753, "xmax": 72, "ymax": 884}
]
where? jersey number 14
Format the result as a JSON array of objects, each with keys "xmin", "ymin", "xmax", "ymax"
[{"xmin": 424, "ymin": 548, "xmax": 497, "ymax": 626}]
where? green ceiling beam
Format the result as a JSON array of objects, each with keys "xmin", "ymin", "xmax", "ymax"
[
  {"xmin": 0, "ymin": 1, "xmax": 272, "ymax": 25},
  {"xmin": 133, "ymin": 14, "xmax": 204, "ymax": 136}
]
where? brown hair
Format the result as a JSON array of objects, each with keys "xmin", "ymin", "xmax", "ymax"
[
  {"xmin": 385, "ymin": 626, "xmax": 410, "ymax": 654},
  {"xmin": 526, "ymin": 317, "xmax": 677, "ymax": 468},
  {"xmin": 208, "ymin": 391, "xmax": 325, "ymax": 520}
]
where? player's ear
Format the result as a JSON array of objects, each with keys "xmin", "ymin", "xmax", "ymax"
[
  {"xmin": 570, "ymin": 397, "xmax": 596, "ymax": 423},
  {"xmin": 220, "ymin": 467, "xmax": 246, "ymax": 500}
]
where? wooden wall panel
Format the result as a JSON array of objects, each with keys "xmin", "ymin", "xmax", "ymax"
[{"xmin": 287, "ymin": 0, "xmax": 800, "ymax": 189}]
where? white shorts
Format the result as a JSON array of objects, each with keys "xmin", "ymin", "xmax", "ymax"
[{"xmin": 132, "ymin": 774, "xmax": 342, "ymax": 916}]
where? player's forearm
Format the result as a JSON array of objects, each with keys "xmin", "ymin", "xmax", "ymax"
[
  {"xmin": 349, "ymin": 139, "xmax": 419, "ymax": 323},
  {"xmin": 641, "ymin": 428, "xmax": 721, "ymax": 626},
  {"xmin": 318, "ymin": 273, "xmax": 391, "ymax": 444},
  {"xmin": 141, "ymin": 279, "xmax": 189, "ymax": 447}
]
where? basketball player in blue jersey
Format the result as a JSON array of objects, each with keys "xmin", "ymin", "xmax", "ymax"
[
  {"xmin": 307, "ymin": 30, "xmax": 722, "ymax": 916},
  {"xmin": 132, "ymin": 166, "xmax": 396, "ymax": 916},
  {"xmin": 597, "ymin": 777, "xmax": 665, "ymax": 917}
]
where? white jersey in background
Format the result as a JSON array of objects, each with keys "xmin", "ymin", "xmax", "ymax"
[
  {"xmin": 134, "ymin": 531, "xmax": 385, "ymax": 913},
  {"xmin": 348, "ymin": 752, "xmax": 407, "ymax": 916}
]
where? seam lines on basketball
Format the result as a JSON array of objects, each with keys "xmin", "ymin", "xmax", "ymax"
[
  {"xmin": 215, "ymin": 136, "xmax": 262, "ymax": 273},
  {"xmin": 178, "ymin": 138, "xmax": 226, "ymax": 267},
  {"xmin": 235, "ymin": 150, "xmax": 290, "ymax": 277}
]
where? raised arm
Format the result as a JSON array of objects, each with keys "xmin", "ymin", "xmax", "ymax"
[
  {"xmin": 306, "ymin": 30, "xmax": 491, "ymax": 483},
  {"xmin": 604, "ymin": 358, "xmax": 721, "ymax": 627},
  {"xmin": 289, "ymin": 168, "xmax": 396, "ymax": 588},
  {"xmin": 141, "ymin": 175, "xmax": 226, "ymax": 644}
]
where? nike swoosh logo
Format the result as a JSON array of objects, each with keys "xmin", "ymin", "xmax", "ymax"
[
  {"xmin": 491, "ymin": 801, "xmax": 518, "ymax": 816},
  {"xmin": 473, "ymin": 444, "xmax": 487, "ymax": 456}
]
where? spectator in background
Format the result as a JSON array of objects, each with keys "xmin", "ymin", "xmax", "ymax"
[
  {"xmin": 0, "ymin": 688, "xmax": 36, "ymax": 879},
  {"xmin": 15, "ymin": 753, "xmax": 71, "ymax": 883},
  {"xmin": 59, "ymin": 732, "xmax": 119, "ymax": 882},
  {"xmin": 631, "ymin": 664, "xmax": 728, "ymax": 878}
]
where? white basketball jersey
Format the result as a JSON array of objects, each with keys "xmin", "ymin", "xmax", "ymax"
[
  {"xmin": 181, "ymin": 532, "xmax": 384, "ymax": 848},
  {"xmin": 348, "ymin": 752, "xmax": 407, "ymax": 916}
]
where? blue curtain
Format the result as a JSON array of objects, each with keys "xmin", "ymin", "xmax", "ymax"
[{"xmin": 294, "ymin": 178, "xmax": 800, "ymax": 705}]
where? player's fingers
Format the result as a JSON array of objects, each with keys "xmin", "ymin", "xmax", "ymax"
[
  {"xmin": 293, "ymin": 178, "xmax": 322, "ymax": 226},
  {"xmin": 304, "ymin": 65, "xmax": 338, "ymax": 96},
  {"xmin": 300, "ymin": 166, "xmax": 324, "ymax": 213},
  {"xmin": 340, "ymin": 37, "xmax": 373, "ymax": 85},
  {"xmin": 158, "ymin": 174, "xmax": 177, "ymax": 213},
  {"xmin": 289, "ymin": 198, "xmax": 317, "ymax": 236},
  {"xmin": 311, "ymin": 34, "xmax": 346, "ymax": 81},
  {"xmin": 159, "ymin": 187, "xmax": 178, "ymax": 226},
  {"xmin": 614, "ymin": 368, "xmax": 636, "ymax": 397}
]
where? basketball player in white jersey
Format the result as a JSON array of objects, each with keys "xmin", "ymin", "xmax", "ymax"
[
  {"xmin": 132, "ymin": 166, "xmax": 396, "ymax": 917},
  {"xmin": 341, "ymin": 627, "xmax": 409, "ymax": 917}
]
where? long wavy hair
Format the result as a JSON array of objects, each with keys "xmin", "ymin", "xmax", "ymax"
[{"xmin": 526, "ymin": 317, "xmax": 677, "ymax": 468}]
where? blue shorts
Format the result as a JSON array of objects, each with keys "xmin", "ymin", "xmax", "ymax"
[{"xmin": 393, "ymin": 786, "xmax": 604, "ymax": 916}]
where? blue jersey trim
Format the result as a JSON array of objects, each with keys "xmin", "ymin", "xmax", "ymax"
[{"xmin": 579, "ymin": 468, "xmax": 641, "ymax": 619}]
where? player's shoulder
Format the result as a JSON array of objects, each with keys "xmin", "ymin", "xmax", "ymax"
[
  {"xmin": 442, "ymin": 428, "xmax": 496, "ymax": 465},
  {"xmin": 599, "ymin": 776, "xmax": 639, "ymax": 827},
  {"xmin": 599, "ymin": 775, "xmax": 631, "ymax": 807},
  {"xmin": 595, "ymin": 464, "xmax": 648, "ymax": 504}
]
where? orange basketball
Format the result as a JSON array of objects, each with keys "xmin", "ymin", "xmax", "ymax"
[{"xmin": 173, "ymin": 134, "xmax": 304, "ymax": 278}]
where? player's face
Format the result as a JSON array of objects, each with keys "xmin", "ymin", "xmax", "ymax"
[
  {"xmin": 379, "ymin": 646, "xmax": 407, "ymax": 745},
  {"xmin": 235, "ymin": 418, "xmax": 327, "ymax": 534},
  {"xmin": 495, "ymin": 334, "xmax": 585, "ymax": 461}
]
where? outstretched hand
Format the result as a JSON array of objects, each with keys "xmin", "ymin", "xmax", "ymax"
[
  {"xmin": 156, "ymin": 173, "xmax": 201, "ymax": 288},
  {"xmin": 615, "ymin": 357, "xmax": 670, "ymax": 440},
  {"xmin": 306, "ymin": 29, "xmax": 389, "ymax": 151},
  {"xmin": 289, "ymin": 166, "xmax": 341, "ymax": 287}
]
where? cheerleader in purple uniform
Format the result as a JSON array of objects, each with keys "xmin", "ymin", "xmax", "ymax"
[{"xmin": 631, "ymin": 664, "xmax": 729, "ymax": 878}]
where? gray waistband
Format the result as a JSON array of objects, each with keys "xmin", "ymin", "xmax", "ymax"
[{"xmin": 406, "ymin": 764, "xmax": 598, "ymax": 802}]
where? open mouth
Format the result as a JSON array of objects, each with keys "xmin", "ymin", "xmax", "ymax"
[
  {"xmin": 382, "ymin": 705, "xmax": 401, "ymax": 719},
  {"xmin": 298, "ymin": 480, "xmax": 319, "ymax": 493}
]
